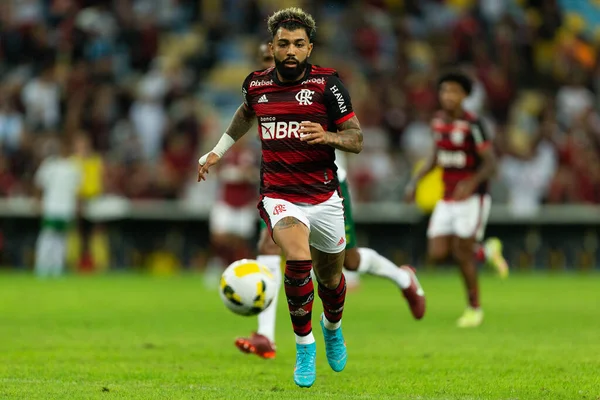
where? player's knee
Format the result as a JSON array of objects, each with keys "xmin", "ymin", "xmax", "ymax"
[
  {"xmin": 315, "ymin": 272, "xmax": 342, "ymax": 289},
  {"xmin": 428, "ymin": 247, "xmax": 448, "ymax": 264},
  {"xmin": 453, "ymin": 240, "xmax": 473, "ymax": 262},
  {"xmin": 343, "ymin": 248, "xmax": 360, "ymax": 271},
  {"xmin": 258, "ymin": 238, "xmax": 280, "ymax": 255}
]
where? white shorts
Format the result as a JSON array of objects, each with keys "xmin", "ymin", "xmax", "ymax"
[
  {"xmin": 427, "ymin": 194, "xmax": 491, "ymax": 241},
  {"xmin": 259, "ymin": 191, "xmax": 346, "ymax": 254},
  {"xmin": 209, "ymin": 202, "xmax": 256, "ymax": 239}
]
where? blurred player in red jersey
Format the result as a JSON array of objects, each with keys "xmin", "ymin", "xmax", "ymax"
[
  {"xmin": 205, "ymin": 136, "xmax": 259, "ymax": 285},
  {"xmin": 198, "ymin": 8, "xmax": 425, "ymax": 387},
  {"xmin": 406, "ymin": 71, "xmax": 509, "ymax": 328},
  {"xmin": 234, "ymin": 42, "xmax": 425, "ymax": 361}
]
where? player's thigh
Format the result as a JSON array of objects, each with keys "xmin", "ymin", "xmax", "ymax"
[
  {"xmin": 453, "ymin": 195, "xmax": 488, "ymax": 241},
  {"xmin": 427, "ymin": 200, "xmax": 454, "ymax": 260},
  {"xmin": 259, "ymin": 196, "xmax": 310, "ymax": 260},
  {"xmin": 427, "ymin": 200, "xmax": 454, "ymax": 240},
  {"xmin": 428, "ymin": 235, "xmax": 453, "ymax": 261},
  {"xmin": 452, "ymin": 235, "xmax": 476, "ymax": 263},
  {"xmin": 310, "ymin": 246, "xmax": 345, "ymax": 288}
]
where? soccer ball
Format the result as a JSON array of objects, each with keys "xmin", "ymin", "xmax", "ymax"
[{"xmin": 219, "ymin": 259, "xmax": 277, "ymax": 316}]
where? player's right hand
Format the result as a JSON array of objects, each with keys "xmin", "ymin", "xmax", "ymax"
[{"xmin": 197, "ymin": 152, "xmax": 220, "ymax": 182}]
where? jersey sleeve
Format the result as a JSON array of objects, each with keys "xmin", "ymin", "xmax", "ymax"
[
  {"xmin": 324, "ymin": 75, "xmax": 356, "ymax": 126},
  {"xmin": 241, "ymin": 73, "xmax": 254, "ymax": 111},
  {"xmin": 470, "ymin": 119, "xmax": 492, "ymax": 151}
]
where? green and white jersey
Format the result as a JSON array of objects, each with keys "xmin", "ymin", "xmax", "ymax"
[
  {"xmin": 335, "ymin": 149, "xmax": 348, "ymax": 183},
  {"xmin": 35, "ymin": 156, "xmax": 82, "ymax": 220}
]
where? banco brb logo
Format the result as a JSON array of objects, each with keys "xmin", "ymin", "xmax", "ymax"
[
  {"xmin": 295, "ymin": 89, "xmax": 314, "ymax": 106},
  {"xmin": 261, "ymin": 121, "xmax": 305, "ymax": 139}
]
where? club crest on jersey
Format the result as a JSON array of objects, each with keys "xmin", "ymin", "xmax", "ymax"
[
  {"xmin": 450, "ymin": 129, "xmax": 464, "ymax": 145},
  {"xmin": 296, "ymin": 89, "xmax": 315, "ymax": 106}
]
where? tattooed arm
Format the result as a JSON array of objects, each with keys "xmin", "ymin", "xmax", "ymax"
[
  {"xmin": 225, "ymin": 104, "xmax": 256, "ymax": 140},
  {"xmin": 299, "ymin": 116, "xmax": 363, "ymax": 154},
  {"xmin": 329, "ymin": 115, "xmax": 363, "ymax": 154},
  {"xmin": 197, "ymin": 104, "xmax": 255, "ymax": 181}
]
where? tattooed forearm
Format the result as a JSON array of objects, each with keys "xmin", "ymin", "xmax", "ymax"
[
  {"xmin": 225, "ymin": 104, "xmax": 256, "ymax": 141},
  {"xmin": 328, "ymin": 116, "xmax": 363, "ymax": 154}
]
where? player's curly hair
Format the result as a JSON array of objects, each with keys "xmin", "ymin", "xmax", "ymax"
[
  {"xmin": 267, "ymin": 7, "xmax": 316, "ymax": 41},
  {"xmin": 437, "ymin": 71, "xmax": 473, "ymax": 95}
]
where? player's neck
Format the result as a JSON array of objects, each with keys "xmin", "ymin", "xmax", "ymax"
[{"xmin": 274, "ymin": 64, "xmax": 310, "ymax": 84}]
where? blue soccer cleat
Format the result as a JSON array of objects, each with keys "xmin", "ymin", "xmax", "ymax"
[
  {"xmin": 320, "ymin": 313, "xmax": 347, "ymax": 372},
  {"xmin": 294, "ymin": 342, "xmax": 316, "ymax": 388}
]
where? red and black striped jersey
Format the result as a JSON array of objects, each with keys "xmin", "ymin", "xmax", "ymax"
[
  {"xmin": 242, "ymin": 64, "xmax": 356, "ymax": 205},
  {"xmin": 431, "ymin": 110, "xmax": 491, "ymax": 200}
]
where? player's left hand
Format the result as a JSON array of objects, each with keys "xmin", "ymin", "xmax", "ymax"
[
  {"xmin": 453, "ymin": 179, "xmax": 477, "ymax": 201},
  {"xmin": 299, "ymin": 121, "xmax": 332, "ymax": 145}
]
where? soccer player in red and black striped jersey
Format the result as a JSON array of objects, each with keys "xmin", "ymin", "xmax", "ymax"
[
  {"xmin": 406, "ymin": 72, "xmax": 509, "ymax": 328},
  {"xmin": 234, "ymin": 41, "xmax": 425, "ymax": 362},
  {"xmin": 198, "ymin": 7, "xmax": 362, "ymax": 388}
]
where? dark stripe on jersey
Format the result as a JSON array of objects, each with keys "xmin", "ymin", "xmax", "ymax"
[
  {"xmin": 263, "ymin": 183, "xmax": 337, "ymax": 197},
  {"xmin": 262, "ymin": 141, "xmax": 331, "ymax": 153},
  {"xmin": 262, "ymin": 148, "xmax": 332, "ymax": 163},
  {"xmin": 263, "ymin": 160, "xmax": 332, "ymax": 174}
]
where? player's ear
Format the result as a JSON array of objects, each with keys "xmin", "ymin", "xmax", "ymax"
[
  {"xmin": 307, "ymin": 42, "xmax": 313, "ymax": 58},
  {"xmin": 268, "ymin": 42, "xmax": 274, "ymax": 54}
]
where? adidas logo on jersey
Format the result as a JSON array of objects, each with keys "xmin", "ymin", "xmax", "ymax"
[{"xmin": 257, "ymin": 94, "xmax": 268, "ymax": 103}]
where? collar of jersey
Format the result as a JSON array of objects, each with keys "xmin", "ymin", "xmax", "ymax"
[{"xmin": 271, "ymin": 63, "xmax": 312, "ymax": 86}]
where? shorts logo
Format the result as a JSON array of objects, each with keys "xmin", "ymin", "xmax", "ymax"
[
  {"xmin": 273, "ymin": 204, "xmax": 287, "ymax": 216},
  {"xmin": 337, "ymin": 237, "xmax": 345, "ymax": 246},
  {"xmin": 296, "ymin": 89, "xmax": 315, "ymax": 106}
]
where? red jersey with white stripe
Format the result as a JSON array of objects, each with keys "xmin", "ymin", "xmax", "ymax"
[
  {"xmin": 218, "ymin": 147, "xmax": 258, "ymax": 208},
  {"xmin": 431, "ymin": 110, "xmax": 491, "ymax": 199},
  {"xmin": 242, "ymin": 64, "xmax": 356, "ymax": 205}
]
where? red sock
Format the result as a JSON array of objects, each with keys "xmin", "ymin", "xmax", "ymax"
[
  {"xmin": 317, "ymin": 273, "xmax": 347, "ymax": 324},
  {"xmin": 474, "ymin": 244, "xmax": 486, "ymax": 263},
  {"xmin": 284, "ymin": 260, "xmax": 314, "ymax": 336}
]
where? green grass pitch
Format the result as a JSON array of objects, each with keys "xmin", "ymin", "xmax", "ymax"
[{"xmin": 0, "ymin": 271, "xmax": 599, "ymax": 399}]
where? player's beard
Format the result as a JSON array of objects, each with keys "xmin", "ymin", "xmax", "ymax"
[{"xmin": 274, "ymin": 57, "xmax": 307, "ymax": 81}]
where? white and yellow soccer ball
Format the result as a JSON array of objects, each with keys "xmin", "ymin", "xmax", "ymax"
[{"xmin": 219, "ymin": 259, "xmax": 277, "ymax": 316}]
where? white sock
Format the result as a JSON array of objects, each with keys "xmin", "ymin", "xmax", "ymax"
[
  {"xmin": 357, "ymin": 248, "xmax": 411, "ymax": 289},
  {"xmin": 295, "ymin": 332, "xmax": 315, "ymax": 345},
  {"xmin": 35, "ymin": 228, "xmax": 55, "ymax": 277},
  {"xmin": 343, "ymin": 268, "xmax": 360, "ymax": 287},
  {"xmin": 52, "ymin": 232, "xmax": 67, "ymax": 276},
  {"xmin": 322, "ymin": 314, "xmax": 341, "ymax": 331},
  {"xmin": 256, "ymin": 254, "xmax": 281, "ymax": 343}
]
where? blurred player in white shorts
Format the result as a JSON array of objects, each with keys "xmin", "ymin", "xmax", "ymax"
[
  {"xmin": 34, "ymin": 138, "xmax": 81, "ymax": 277},
  {"xmin": 206, "ymin": 139, "xmax": 258, "ymax": 285},
  {"xmin": 406, "ymin": 71, "xmax": 509, "ymax": 329}
]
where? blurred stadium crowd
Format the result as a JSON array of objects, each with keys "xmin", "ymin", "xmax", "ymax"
[{"xmin": 1, "ymin": 0, "xmax": 600, "ymax": 214}]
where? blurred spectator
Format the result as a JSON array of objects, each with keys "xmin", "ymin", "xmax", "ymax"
[{"xmin": 0, "ymin": 0, "xmax": 597, "ymax": 208}]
